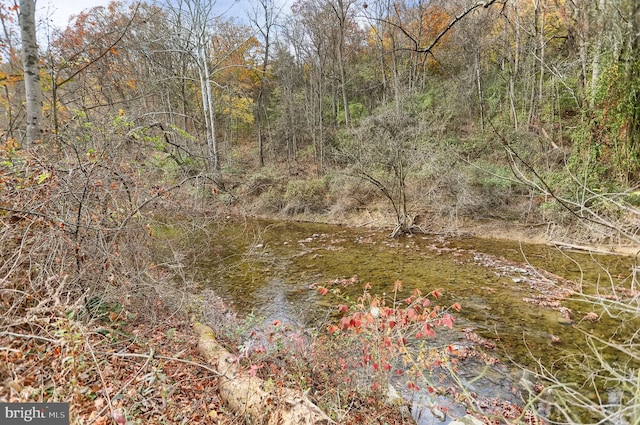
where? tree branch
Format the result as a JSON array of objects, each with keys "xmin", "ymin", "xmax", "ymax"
[
  {"xmin": 55, "ymin": 2, "xmax": 141, "ymax": 89},
  {"xmin": 370, "ymin": 0, "xmax": 502, "ymax": 55},
  {"xmin": 488, "ymin": 119, "xmax": 640, "ymax": 244}
]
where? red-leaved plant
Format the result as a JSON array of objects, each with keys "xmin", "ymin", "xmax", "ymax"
[{"xmin": 317, "ymin": 280, "xmax": 462, "ymax": 404}]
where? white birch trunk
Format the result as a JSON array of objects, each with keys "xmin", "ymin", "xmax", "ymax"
[
  {"xmin": 509, "ymin": 0, "xmax": 520, "ymax": 131},
  {"xmin": 589, "ymin": 0, "xmax": 606, "ymax": 108},
  {"xmin": 198, "ymin": 46, "xmax": 218, "ymax": 171},
  {"xmin": 18, "ymin": 0, "xmax": 42, "ymax": 146}
]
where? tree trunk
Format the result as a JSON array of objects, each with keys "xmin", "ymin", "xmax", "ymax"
[
  {"xmin": 335, "ymin": 0, "xmax": 350, "ymax": 127},
  {"xmin": 257, "ymin": 36, "xmax": 268, "ymax": 167},
  {"xmin": 18, "ymin": 0, "xmax": 42, "ymax": 147},
  {"xmin": 193, "ymin": 322, "xmax": 333, "ymax": 425},
  {"xmin": 198, "ymin": 47, "xmax": 218, "ymax": 171},
  {"xmin": 252, "ymin": 0, "xmax": 275, "ymax": 167},
  {"xmin": 475, "ymin": 52, "xmax": 485, "ymax": 130},
  {"xmin": 509, "ymin": 0, "xmax": 520, "ymax": 131},
  {"xmin": 589, "ymin": 0, "xmax": 605, "ymax": 108}
]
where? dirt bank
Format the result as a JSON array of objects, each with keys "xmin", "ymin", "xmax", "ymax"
[{"xmin": 246, "ymin": 205, "xmax": 640, "ymax": 258}]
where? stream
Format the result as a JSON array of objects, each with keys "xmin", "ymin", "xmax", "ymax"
[{"xmin": 158, "ymin": 218, "xmax": 639, "ymax": 423}]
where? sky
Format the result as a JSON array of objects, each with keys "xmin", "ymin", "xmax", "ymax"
[
  {"xmin": 39, "ymin": 0, "xmax": 114, "ymax": 30},
  {"xmin": 38, "ymin": 0, "xmax": 257, "ymax": 31}
]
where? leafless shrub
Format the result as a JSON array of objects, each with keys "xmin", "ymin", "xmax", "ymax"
[
  {"xmin": 328, "ymin": 174, "xmax": 380, "ymax": 216},
  {"xmin": 0, "ymin": 112, "xmax": 216, "ymax": 335},
  {"xmin": 283, "ymin": 178, "xmax": 330, "ymax": 215}
]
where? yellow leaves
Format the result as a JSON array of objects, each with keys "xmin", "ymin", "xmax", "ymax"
[
  {"xmin": 419, "ymin": 5, "xmax": 451, "ymax": 43},
  {"xmin": 221, "ymin": 94, "xmax": 254, "ymax": 125},
  {"xmin": 125, "ymin": 79, "xmax": 137, "ymax": 90},
  {"xmin": 36, "ymin": 171, "xmax": 51, "ymax": 185},
  {"xmin": 0, "ymin": 71, "xmax": 22, "ymax": 88},
  {"xmin": 3, "ymin": 138, "xmax": 19, "ymax": 151}
]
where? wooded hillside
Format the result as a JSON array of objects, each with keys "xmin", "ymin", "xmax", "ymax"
[{"xmin": 1, "ymin": 0, "xmax": 638, "ymax": 241}]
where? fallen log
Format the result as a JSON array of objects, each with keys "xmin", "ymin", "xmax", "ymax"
[{"xmin": 192, "ymin": 321, "xmax": 333, "ymax": 425}]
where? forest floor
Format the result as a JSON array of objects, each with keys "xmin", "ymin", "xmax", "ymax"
[
  {"xmin": 1, "ymin": 310, "xmax": 237, "ymax": 424},
  {"xmin": 1, "ymin": 296, "xmax": 413, "ymax": 424}
]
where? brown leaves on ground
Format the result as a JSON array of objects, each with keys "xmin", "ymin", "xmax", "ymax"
[
  {"xmin": 0, "ymin": 313, "xmax": 238, "ymax": 424},
  {"xmin": 1, "ymin": 296, "xmax": 414, "ymax": 425}
]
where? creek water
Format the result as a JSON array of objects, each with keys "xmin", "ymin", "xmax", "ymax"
[{"xmin": 158, "ymin": 218, "xmax": 638, "ymax": 423}]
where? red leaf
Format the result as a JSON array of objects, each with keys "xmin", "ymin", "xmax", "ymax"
[
  {"xmin": 406, "ymin": 308, "xmax": 416, "ymax": 321},
  {"xmin": 452, "ymin": 302, "xmax": 462, "ymax": 312},
  {"xmin": 442, "ymin": 314, "xmax": 454, "ymax": 329},
  {"xmin": 422, "ymin": 323, "xmax": 436, "ymax": 338},
  {"xmin": 350, "ymin": 317, "xmax": 362, "ymax": 329},
  {"xmin": 248, "ymin": 364, "xmax": 262, "ymax": 376},
  {"xmin": 340, "ymin": 316, "xmax": 351, "ymax": 329},
  {"xmin": 112, "ymin": 411, "xmax": 126, "ymax": 425}
]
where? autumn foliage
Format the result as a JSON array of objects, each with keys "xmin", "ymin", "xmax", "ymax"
[{"xmin": 316, "ymin": 281, "xmax": 462, "ymax": 409}]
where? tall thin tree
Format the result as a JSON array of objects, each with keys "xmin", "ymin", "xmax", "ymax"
[
  {"xmin": 167, "ymin": 0, "xmax": 220, "ymax": 171},
  {"xmin": 18, "ymin": 0, "xmax": 42, "ymax": 146},
  {"xmin": 249, "ymin": 0, "xmax": 281, "ymax": 166}
]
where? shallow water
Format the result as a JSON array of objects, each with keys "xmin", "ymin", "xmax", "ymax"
[{"xmin": 157, "ymin": 218, "xmax": 639, "ymax": 422}]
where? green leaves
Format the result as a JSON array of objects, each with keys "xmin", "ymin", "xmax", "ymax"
[{"xmin": 36, "ymin": 170, "xmax": 50, "ymax": 184}]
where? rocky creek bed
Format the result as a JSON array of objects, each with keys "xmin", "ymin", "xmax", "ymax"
[{"xmin": 158, "ymin": 218, "xmax": 638, "ymax": 423}]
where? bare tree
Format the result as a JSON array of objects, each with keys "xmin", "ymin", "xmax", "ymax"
[
  {"xmin": 167, "ymin": 0, "xmax": 221, "ymax": 171},
  {"xmin": 336, "ymin": 108, "xmax": 424, "ymax": 236},
  {"xmin": 286, "ymin": 0, "xmax": 334, "ymax": 173},
  {"xmin": 248, "ymin": 0, "xmax": 282, "ymax": 166},
  {"xmin": 328, "ymin": 0, "xmax": 357, "ymax": 127}
]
